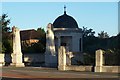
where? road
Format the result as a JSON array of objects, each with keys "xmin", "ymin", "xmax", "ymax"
[{"xmin": 1, "ymin": 67, "xmax": 120, "ymax": 80}]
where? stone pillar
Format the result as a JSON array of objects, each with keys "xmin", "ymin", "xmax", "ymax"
[
  {"xmin": 72, "ymin": 36, "xmax": 80, "ymax": 52},
  {"xmin": 10, "ymin": 26, "xmax": 24, "ymax": 67},
  {"xmin": 80, "ymin": 37, "xmax": 83, "ymax": 52},
  {"xmin": 58, "ymin": 36, "xmax": 61, "ymax": 48},
  {"xmin": 95, "ymin": 49, "xmax": 104, "ymax": 72},
  {"xmin": 58, "ymin": 46, "xmax": 66, "ymax": 71}
]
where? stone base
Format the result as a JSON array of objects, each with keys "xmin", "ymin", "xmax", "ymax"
[
  {"xmin": 0, "ymin": 62, "xmax": 5, "ymax": 67},
  {"xmin": 45, "ymin": 55, "xmax": 57, "ymax": 68},
  {"xmin": 95, "ymin": 66, "xmax": 102, "ymax": 72},
  {"xmin": 58, "ymin": 65, "xmax": 66, "ymax": 71},
  {"xmin": 0, "ymin": 63, "xmax": 3, "ymax": 67},
  {"xmin": 10, "ymin": 63, "xmax": 25, "ymax": 67}
]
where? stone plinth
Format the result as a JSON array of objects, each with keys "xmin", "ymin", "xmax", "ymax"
[
  {"xmin": 10, "ymin": 26, "xmax": 24, "ymax": 67},
  {"xmin": 45, "ymin": 55, "xmax": 57, "ymax": 67},
  {"xmin": 10, "ymin": 53, "xmax": 24, "ymax": 67}
]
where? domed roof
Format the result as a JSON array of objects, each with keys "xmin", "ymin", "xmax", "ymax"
[{"xmin": 53, "ymin": 7, "xmax": 78, "ymax": 28}]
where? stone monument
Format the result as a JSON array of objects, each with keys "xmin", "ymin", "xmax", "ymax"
[
  {"xmin": 45, "ymin": 23, "xmax": 57, "ymax": 67},
  {"xmin": 10, "ymin": 26, "xmax": 24, "ymax": 67},
  {"xmin": 45, "ymin": 23, "xmax": 56, "ymax": 56}
]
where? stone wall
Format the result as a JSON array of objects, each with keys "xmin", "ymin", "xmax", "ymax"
[
  {"xmin": 24, "ymin": 53, "xmax": 45, "ymax": 66},
  {"xmin": 58, "ymin": 46, "xmax": 92, "ymax": 72},
  {"xmin": 95, "ymin": 49, "xmax": 120, "ymax": 73},
  {"xmin": 102, "ymin": 66, "xmax": 120, "ymax": 73},
  {"xmin": 0, "ymin": 53, "xmax": 45, "ymax": 66},
  {"xmin": 24, "ymin": 53, "xmax": 44, "ymax": 63},
  {"xmin": 66, "ymin": 65, "xmax": 93, "ymax": 72},
  {"xmin": 58, "ymin": 48, "xmax": 120, "ymax": 73}
]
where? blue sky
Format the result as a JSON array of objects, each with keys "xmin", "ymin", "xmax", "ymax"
[{"xmin": 2, "ymin": 2, "xmax": 118, "ymax": 36}]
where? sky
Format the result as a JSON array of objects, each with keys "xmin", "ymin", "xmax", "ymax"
[{"xmin": 1, "ymin": 2, "xmax": 119, "ymax": 36}]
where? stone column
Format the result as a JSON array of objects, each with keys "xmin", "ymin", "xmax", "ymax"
[
  {"xmin": 80, "ymin": 37, "xmax": 83, "ymax": 52},
  {"xmin": 10, "ymin": 26, "xmax": 24, "ymax": 67},
  {"xmin": 95, "ymin": 49, "xmax": 104, "ymax": 72},
  {"xmin": 58, "ymin": 46, "xmax": 66, "ymax": 71},
  {"xmin": 72, "ymin": 36, "xmax": 80, "ymax": 52},
  {"xmin": 58, "ymin": 36, "xmax": 61, "ymax": 48}
]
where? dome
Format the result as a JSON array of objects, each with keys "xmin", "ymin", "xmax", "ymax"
[{"xmin": 53, "ymin": 13, "xmax": 78, "ymax": 28}]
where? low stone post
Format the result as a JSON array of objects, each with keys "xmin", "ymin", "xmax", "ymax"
[
  {"xmin": 0, "ymin": 54, "xmax": 5, "ymax": 67},
  {"xmin": 95, "ymin": 49, "xmax": 104, "ymax": 72},
  {"xmin": 58, "ymin": 46, "xmax": 66, "ymax": 71},
  {"xmin": 10, "ymin": 26, "xmax": 24, "ymax": 67}
]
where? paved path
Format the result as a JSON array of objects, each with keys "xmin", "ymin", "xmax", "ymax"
[{"xmin": 1, "ymin": 67, "xmax": 120, "ymax": 80}]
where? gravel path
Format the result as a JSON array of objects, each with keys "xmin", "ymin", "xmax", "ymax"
[{"xmin": 1, "ymin": 67, "xmax": 120, "ymax": 80}]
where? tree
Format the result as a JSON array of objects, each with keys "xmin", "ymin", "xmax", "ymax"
[
  {"xmin": 32, "ymin": 27, "xmax": 46, "ymax": 53},
  {"xmin": 37, "ymin": 27, "xmax": 45, "ymax": 38},
  {"xmin": 82, "ymin": 26, "xmax": 96, "ymax": 52},
  {"xmin": 1, "ymin": 14, "xmax": 12, "ymax": 53},
  {"xmin": 82, "ymin": 26, "xmax": 95, "ymax": 37},
  {"xmin": 37, "ymin": 28, "xmax": 45, "ymax": 33},
  {"xmin": 117, "ymin": 33, "xmax": 120, "ymax": 49},
  {"xmin": 1, "ymin": 14, "xmax": 10, "ymax": 32},
  {"xmin": 82, "ymin": 26, "xmax": 96, "ymax": 65},
  {"xmin": 82, "ymin": 27, "xmax": 119, "ymax": 65},
  {"xmin": 98, "ymin": 31, "xmax": 109, "ymax": 38}
]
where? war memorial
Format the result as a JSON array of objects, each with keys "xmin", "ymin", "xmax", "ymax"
[{"xmin": 0, "ymin": 6, "xmax": 120, "ymax": 80}]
